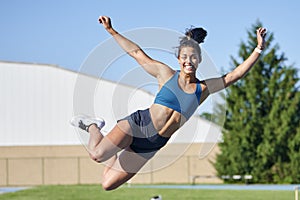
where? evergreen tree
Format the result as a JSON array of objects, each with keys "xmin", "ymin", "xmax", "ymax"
[
  {"xmin": 200, "ymin": 92, "xmax": 226, "ymax": 126},
  {"xmin": 214, "ymin": 21, "xmax": 300, "ymax": 183}
]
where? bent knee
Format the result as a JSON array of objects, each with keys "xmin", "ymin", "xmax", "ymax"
[
  {"xmin": 101, "ymin": 169, "xmax": 135, "ymax": 191},
  {"xmin": 101, "ymin": 179, "xmax": 119, "ymax": 191},
  {"xmin": 102, "ymin": 183, "xmax": 116, "ymax": 191}
]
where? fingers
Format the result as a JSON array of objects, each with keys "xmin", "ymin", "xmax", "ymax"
[
  {"xmin": 98, "ymin": 16, "xmax": 109, "ymax": 24},
  {"xmin": 257, "ymin": 27, "xmax": 267, "ymax": 37},
  {"xmin": 98, "ymin": 16, "xmax": 105, "ymax": 24}
]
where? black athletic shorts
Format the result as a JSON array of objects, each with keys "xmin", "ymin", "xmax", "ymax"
[{"xmin": 118, "ymin": 108, "xmax": 170, "ymax": 158}]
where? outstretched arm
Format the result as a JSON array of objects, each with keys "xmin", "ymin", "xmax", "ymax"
[
  {"xmin": 201, "ymin": 27, "xmax": 267, "ymax": 100},
  {"xmin": 98, "ymin": 16, "xmax": 172, "ymax": 79}
]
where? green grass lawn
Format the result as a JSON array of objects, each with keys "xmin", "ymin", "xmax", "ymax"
[{"xmin": 0, "ymin": 185, "xmax": 294, "ymax": 200}]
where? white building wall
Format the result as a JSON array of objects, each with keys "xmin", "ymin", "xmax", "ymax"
[
  {"xmin": 1, "ymin": 62, "xmax": 76, "ymax": 145},
  {"xmin": 0, "ymin": 61, "xmax": 221, "ymax": 146}
]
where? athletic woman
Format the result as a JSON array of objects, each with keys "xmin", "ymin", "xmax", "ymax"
[{"xmin": 71, "ymin": 16, "xmax": 267, "ymax": 190}]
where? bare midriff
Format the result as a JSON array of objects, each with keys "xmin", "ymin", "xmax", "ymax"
[{"xmin": 149, "ymin": 104, "xmax": 187, "ymax": 138}]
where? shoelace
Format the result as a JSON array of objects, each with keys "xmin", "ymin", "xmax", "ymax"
[{"xmin": 78, "ymin": 120, "xmax": 88, "ymax": 131}]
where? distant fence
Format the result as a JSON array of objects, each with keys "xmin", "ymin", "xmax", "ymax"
[
  {"xmin": 295, "ymin": 186, "xmax": 299, "ymax": 200},
  {"xmin": 221, "ymin": 174, "xmax": 253, "ymax": 184},
  {"xmin": 191, "ymin": 174, "xmax": 253, "ymax": 185}
]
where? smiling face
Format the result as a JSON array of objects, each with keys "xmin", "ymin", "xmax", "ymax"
[{"xmin": 178, "ymin": 46, "xmax": 200, "ymax": 74}]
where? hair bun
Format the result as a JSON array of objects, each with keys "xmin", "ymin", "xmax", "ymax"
[{"xmin": 185, "ymin": 27, "xmax": 207, "ymax": 44}]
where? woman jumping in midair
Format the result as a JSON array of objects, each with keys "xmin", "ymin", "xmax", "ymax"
[{"xmin": 71, "ymin": 16, "xmax": 266, "ymax": 190}]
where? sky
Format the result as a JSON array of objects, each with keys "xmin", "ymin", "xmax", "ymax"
[
  {"xmin": 1, "ymin": 0, "xmax": 299, "ymax": 73},
  {"xmin": 1, "ymin": 0, "xmax": 299, "ymax": 116}
]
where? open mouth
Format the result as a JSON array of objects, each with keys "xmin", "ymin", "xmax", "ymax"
[{"xmin": 184, "ymin": 65, "xmax": 194, "ymax": 71}]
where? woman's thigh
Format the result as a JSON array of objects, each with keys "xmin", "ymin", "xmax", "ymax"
[
  {"xmin": 105, "ymin": 119, "xmax": 133, "ymax": 149},
  {"xmin": 94, "ymin": 120, "xmax": 133, "ymax": 161}
]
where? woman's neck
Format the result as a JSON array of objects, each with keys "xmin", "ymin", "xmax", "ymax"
[{"xmin": 179, "ymin": 71, "xmax": 197, "ymax": 84}]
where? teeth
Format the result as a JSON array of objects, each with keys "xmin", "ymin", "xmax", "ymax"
[{"xmin": 185, "ymin": 65, "xmax": 193, "ymax": 70}]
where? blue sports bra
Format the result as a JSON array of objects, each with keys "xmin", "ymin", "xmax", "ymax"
[{"xmin": 154, "ymin": 71, "xmax": 202, "ymax": 119}]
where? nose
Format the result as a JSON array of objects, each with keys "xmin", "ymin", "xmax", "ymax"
[{"xmin": 185, "ymin": 56, "xmax": 191, "ymax": 63}]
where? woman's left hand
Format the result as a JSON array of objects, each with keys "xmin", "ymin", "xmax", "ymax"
[
  {"xmin": 256, "ymin": 27, "xmax": 267, "ymax": 49},
  {"xmin": 98, "ymin": 16, "xmax": 113, "ymax": 30}
]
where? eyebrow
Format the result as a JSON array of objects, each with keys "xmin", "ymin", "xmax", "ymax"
[{"xmin": 179, "ymin": 53, "xmax": 198, "ymax": 57}]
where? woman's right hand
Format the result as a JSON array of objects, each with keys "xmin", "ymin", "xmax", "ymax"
[{"xmin": 98, "ymin": 16, "xmax": 112, "ymax": 30}]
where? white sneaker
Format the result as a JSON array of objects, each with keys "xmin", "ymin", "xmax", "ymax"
[{"xmin": 70, "ymin": 115, "xmax": 105, "ymax": 132}]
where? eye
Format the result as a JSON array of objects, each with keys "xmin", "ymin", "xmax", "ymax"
[
  {"xmin": 180, "ymin": 55, "xmax": 187, "ymax": 60},
  {"xmin": 192, "ymin": 56, "xmax": 198, "ymax": 60}
]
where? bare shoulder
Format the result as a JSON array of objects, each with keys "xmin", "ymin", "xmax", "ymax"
[{"xmin": 156, "ymin": 64, "xmax": 176, "ymax": 86}]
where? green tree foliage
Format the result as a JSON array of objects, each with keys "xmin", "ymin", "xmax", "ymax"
[
  {"xmin": 214, "ymin": 21, "xmax": 300, "ymax": 183},
  {"xmin": 200, "ymin": 92, "xmax": 227, "ymax": 126}
]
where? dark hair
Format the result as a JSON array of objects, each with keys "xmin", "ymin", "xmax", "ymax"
[{"xmin": 177, "ymin": 27, "xmax": 207, "ymax": 63}]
